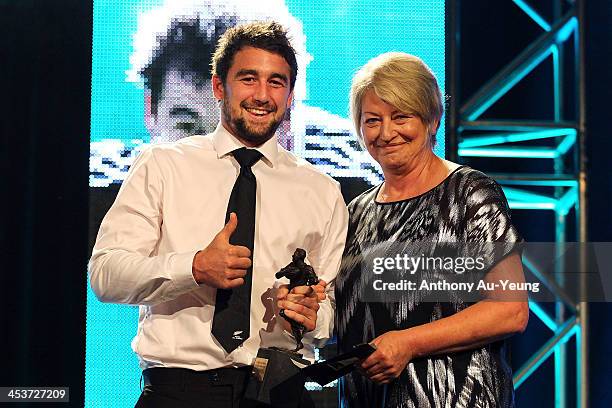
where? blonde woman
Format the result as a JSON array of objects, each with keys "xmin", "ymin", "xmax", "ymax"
[{"xmin": 335, "ymin": 53, "xmax": 528, "ymax": 407}]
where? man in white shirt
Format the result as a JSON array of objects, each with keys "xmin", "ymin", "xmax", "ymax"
[{"xmin": 89, "ymin": 21, "xmax": 348, "ymax": 407}]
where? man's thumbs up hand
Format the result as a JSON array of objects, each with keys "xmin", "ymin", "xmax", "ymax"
[
  {"xmin": 192, "ymin": 213, "xmax": 252, "ymax": 289},
  {"xmin": 219, "ymin": 211, "xmax": 238, "ymax": 241}
]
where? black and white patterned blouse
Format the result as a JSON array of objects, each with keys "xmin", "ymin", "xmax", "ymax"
[{"xmin": 335, "ymin": 166, "xmax": 522, "ymax": 408}]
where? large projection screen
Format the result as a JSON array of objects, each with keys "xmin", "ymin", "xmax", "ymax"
[{"xmin": 87, "ymin": 0, "xmax": 445, "ymax": 406}]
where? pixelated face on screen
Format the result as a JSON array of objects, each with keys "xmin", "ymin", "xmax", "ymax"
[
  {"xmin": 138, "ymin": 16, "xmax": 225, "ymax": 143},
  {"xmin": 145, "ymin": 70, "xmax": 218, "ymax": 142},
  {"xmin": 131, "ymin": 0, "xmax": 308, "ymax": 146}
]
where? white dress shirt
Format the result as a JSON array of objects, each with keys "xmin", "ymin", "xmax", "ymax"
[{"xmin": 88, "ymin": 124, "xmax": 348, "ymax": 370}]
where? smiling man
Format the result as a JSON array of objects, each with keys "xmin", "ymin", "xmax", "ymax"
[
  {"xmin": 212, "ymin": 44, "xmax": 293, "ymax": 145},
  {"xmin": 88, "ymin": 22, "xmax": 348, "ymax": 407}
]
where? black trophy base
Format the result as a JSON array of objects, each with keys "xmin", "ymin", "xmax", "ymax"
[{"xmin": 244, "ymin": 347, "xmax": 311, "ymax": 407}]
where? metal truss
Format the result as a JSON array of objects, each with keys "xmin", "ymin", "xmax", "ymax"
[{"xmin": 447, "ymin": 0, "xmax": 587, "ymax": 406}]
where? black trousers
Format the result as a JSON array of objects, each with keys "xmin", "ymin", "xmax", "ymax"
[{"xmin": 135, "ymin": 367, "xmax": 265, "ymax": 408}]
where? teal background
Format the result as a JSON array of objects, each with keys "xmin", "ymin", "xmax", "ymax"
[{"xmin": 87, "ymin": 1, "xmax": 445, "ymax": 406}]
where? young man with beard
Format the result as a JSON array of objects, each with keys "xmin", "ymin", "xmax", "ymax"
[{"xmin": 88, "ymin": 22, "xmax": 348, "ymax": 407}]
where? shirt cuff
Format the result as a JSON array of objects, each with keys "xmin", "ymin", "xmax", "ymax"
[{"xmin": 168, "ymin": 250, "xmax": 200, "ymax": 294}]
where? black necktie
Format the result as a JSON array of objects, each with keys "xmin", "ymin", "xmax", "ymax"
[{"xmin": 212, "ymin": 147, "xmax": 262, "ymax": 353}]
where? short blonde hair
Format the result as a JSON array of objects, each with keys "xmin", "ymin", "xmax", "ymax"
[{"xmin": 349, "ymin": 52, "xmax": 443, "ymax": 146}]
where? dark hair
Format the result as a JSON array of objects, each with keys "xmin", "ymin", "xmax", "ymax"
[
  {"xmin": 212, "ymin": 21, "xmax": 298, "ymax": 90},
  {"xmin": 140, "ymin": 16, "xmax": 236, "ymax": 114}
]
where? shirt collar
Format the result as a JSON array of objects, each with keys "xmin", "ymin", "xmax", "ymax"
[{"xmin": 212, "ymin": 123, "xmax": 279, "ymax": 167}]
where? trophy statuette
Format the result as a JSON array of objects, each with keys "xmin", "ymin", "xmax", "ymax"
[
  {"xmin": 244, "ymin": 248, "xmax": 317, "ymax": 407},
  {"xmin": 275, "ymin": 248, "xmax": 319, "ymax": 352}
]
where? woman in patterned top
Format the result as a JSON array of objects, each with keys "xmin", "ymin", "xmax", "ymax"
[{"xmin": 335, "ymin": 53, "xmax": 529, "ymax": 407}]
